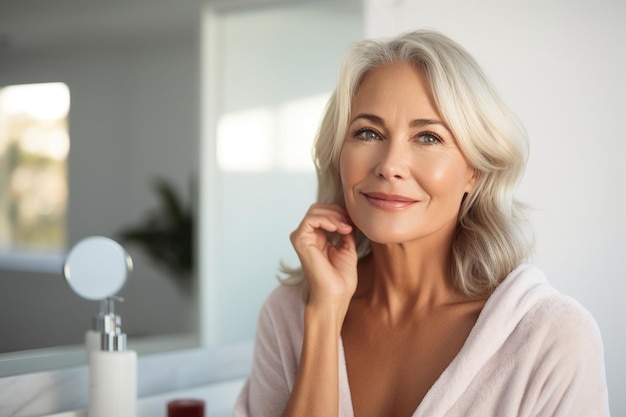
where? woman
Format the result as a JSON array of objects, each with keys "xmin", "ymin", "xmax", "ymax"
[{"xmin": 234, "ymin": 29, "xmax": 609, "ymax": 416}]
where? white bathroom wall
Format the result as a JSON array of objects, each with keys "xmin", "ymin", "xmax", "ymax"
[{"xmin": 364, "ymin": 0, "xmax": 625, "ymax": 414}]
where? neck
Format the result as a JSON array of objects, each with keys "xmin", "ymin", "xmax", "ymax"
[{"xmin": 355, "ymin": 236, "xmax": 465, "ymax": 320}]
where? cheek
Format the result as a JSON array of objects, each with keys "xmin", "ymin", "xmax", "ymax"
[
  {"xmin": 338, "ymin": 151, "xmax": 353, "ymax": 210},
  {"xmin": 338, "ymin": 150, "xmax": 348, "ymax": 185},
  {"xmin": 339, "ymin": 147, "xmax": 366, "ymax": 189},
  {"xmin": 416, "ymin": 156, "xmax": 472, "ymax": 197},
  {"xmin": 339, "ymin": 148, "xmax": 371, "ymax": 222}
]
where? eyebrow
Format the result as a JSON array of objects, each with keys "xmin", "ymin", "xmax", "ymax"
[{"xmin": 350, "ymin": 113, "xmax": 448, "ymax": 129}]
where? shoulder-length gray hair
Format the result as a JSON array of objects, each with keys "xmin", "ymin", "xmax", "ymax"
[{"xmin": 282, "ymin": 29, "xmax": 533, "ymax": 296}]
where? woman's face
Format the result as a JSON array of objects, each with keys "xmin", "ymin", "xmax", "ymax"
[{"xmin": 339, "ymin": 62, "xmax": 476, "ymax": 245}]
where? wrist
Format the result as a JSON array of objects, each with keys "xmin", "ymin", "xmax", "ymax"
[{"xmin": 304, "ymin": 300, "xmax": 348, "ymax": 336}]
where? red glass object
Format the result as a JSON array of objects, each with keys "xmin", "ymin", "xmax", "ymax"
[{"xmin": 167, "ymin": 399, "xmax": 205, "ymax": 417}]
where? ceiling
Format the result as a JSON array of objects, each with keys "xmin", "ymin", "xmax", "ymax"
[
  {"xmin": 0, "ymin": 0, "xmax": 207, "ymax": 55},
  {"xmin": 0, "ymin": 0, "xmax": 361, "ymax": 57}
]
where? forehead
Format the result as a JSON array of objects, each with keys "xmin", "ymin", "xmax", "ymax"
[{"xmin": 352, "ymin": 62, "xmax": 440, "ymax": 119}]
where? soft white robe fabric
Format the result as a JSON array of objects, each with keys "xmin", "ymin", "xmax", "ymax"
[{"xmin": 234, "ymin": 264, "xmax": 610, "ymax": 416}]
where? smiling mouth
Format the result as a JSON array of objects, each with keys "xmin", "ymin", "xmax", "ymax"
[{"xmin": 362, "ymin": 192, "xmax": 418, "ymax": 210}]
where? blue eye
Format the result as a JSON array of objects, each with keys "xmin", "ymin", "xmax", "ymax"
[
  {"xmin": 354, "ymin": 128, "xmax": 381, "ymax": 142},
  {"xmin": 418, "ymin": 132, "xmax": 443, "ymax": 145}
]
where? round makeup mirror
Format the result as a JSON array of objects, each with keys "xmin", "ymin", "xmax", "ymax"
[{"xmin": 64, "ymin": 236, "xmax": 133, "ymax": 300}]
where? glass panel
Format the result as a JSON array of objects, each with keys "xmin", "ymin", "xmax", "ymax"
[{"xmin": 206, "ymin": 2, "xmax": 363, "ymax": 344}]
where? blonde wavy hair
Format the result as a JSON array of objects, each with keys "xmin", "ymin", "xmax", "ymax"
[{"xmin": 281, "ymin": 29, "xmax": 533, "ymax": 296}]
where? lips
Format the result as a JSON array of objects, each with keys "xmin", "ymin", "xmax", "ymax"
[{"xmin": 362, "ymin": 191, "xmax": 418, "ymax": 210}]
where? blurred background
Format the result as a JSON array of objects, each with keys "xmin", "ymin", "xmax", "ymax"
[{"xmin": 0, "ymin": 0, "xmax": 623, "ymax": 414}]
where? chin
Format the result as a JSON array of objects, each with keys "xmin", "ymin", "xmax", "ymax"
[{"xmin": 357, "ymin": 224, "xmax": 418, "ymax": 245}]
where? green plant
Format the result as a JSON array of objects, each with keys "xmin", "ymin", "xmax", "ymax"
[{"xmin": 117, "ymin": 177, "xmax": 194, "ymax": 290}]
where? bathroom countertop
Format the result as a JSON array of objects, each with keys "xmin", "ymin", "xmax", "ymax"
[
  {"xmin": 0, "ymin": 343, "xmax": 252, "ymax": 417},
  {"xmin": 42, "ymin": 377, "xmax": 246, "ymax": 417}
]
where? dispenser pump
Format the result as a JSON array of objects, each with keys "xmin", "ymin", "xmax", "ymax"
[
  {"xmin": 99, "ymin": 297, "xmax": 127, "ymax": 352},
  {"xmin": 92, "ymin": 300, "xmax": 107, "ymax": 333}
]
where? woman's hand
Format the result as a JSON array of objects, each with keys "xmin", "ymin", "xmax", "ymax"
[
  {"xmin": 290, "ymin": 203, "xmax": 358, "ymax": 316},
  {"xmin": 283, "ymin": 204, "xmax": 357, "ymax": 417}
]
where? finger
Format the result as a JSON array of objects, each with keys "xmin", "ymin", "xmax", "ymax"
[
  {"xmin": 307, "ymin": 203, "xmax": 351, "ymax": 224},
  {"xmin": 301, "ymin": 214, "xmax": 349, "ymax": 235},
  {"xmin": 293, "ymin": 208, "xmax": 352, "ymax": 239},
  {"xmin": 290, "ymin": 204, "xmax": 354, "ymax": 261},
  {"xmin": 338, "ymin": 228, "xmax": 356, "ymax": 252}
]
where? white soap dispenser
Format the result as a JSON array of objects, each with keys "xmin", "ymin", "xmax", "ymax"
[
  {"xmin": 64, "ymin": 236, "xmax": 136, "ymax": 417},
  {"xmin": 89, "ymin": 297, "xmax": 137, "ymax": 417}
]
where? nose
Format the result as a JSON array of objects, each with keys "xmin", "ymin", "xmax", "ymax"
[{"xmin": 374, "ymin": 139, "xmax": 411, "ymax": 180}]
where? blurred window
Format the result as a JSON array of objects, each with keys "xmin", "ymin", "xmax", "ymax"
[{"xmin": 0, "ymin": 82, "xmax": 70, "ymax": 254}]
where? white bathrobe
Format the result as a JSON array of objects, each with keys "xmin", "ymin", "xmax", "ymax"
[{"xmin": 234, "ymin": 264, "xmax": 610, "ymax": 416}]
